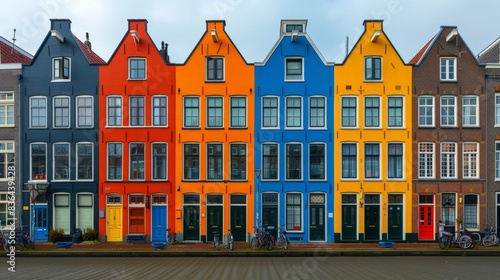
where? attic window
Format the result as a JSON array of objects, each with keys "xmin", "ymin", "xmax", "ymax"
[
  {"xmin": 52, "ymin": 57, "xmax": 70, "ymax": 81},
  {"xmin": 285, "ymin": 24, "xmax": 303, "ymax": 32}
]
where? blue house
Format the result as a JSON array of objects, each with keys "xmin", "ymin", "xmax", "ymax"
[
  {"xmin": 21, "ymin": 19, "xmax": 105, "ymax": 241},
  {"xmin": 254, "ymin": 20, "xmax": 334, "ymax": 242}
]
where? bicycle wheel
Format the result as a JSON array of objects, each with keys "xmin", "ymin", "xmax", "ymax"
[
  {"xmin": 482, "ymin": 234, "xmax": 495, "ymax": 246},
  {"xmin": 276, "ymin": 235, "xmax": 285, "ymax": 249},
  {"xmin": 251, "ymin": 237, "xmax": 259, "ymax": 250},
  {"xmin": 494, "ymin": 235, "xmax": 500, "ymax": 246},
  {"xmin": 458, "ymin": 235, "xmax": 472, "ymax": 249},
  {"xmin": 167, "ymin": 234, "xmax": 175, "ymax": 244},
  {"xmin": 229, "ymin": 236, "xmax": 234, "ymax": 251},
  {"xmin": 439, "ymin": 236, "xmax": 449, "ymax": 249},
  {"xmin": 214, "ymin": 236, "xmax": 220, "ymax": 250},
  {"xmin": 14, "ymin": 236, "xmax": 25, "ymax": 251}
]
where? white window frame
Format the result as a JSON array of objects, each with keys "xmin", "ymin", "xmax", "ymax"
[
  {"xmin": 262, "ymin": 96, "xmax": 279, "ymax": 129},
  {"xmin": 129, "ymin": 142, "xmax": 145, "ymax": 181},
  {"xmin": 107, "ymin": 96, "xmax": 122, "ymax": 127},
  {"xmin": 440, "ymin": 96, "xmax": 457, "ymax": 127},
  {"xmin": 262, "ymin": 142, "xmax": 279, "ymax": 181},
  {"xmin": 53, "ymin": 96, "xmax": 70, "ymax": 128},
  {"xmin": 418, "ymin": 142, "xmax": 435, "ymax": 179},
  {"xmin": 495, "ymin": 94, "xmax": 500, "ymax": 126},
  {"xmin": 29, "ymin": 96, "xmax": 47, "ymax": 128},
  {"xmin": 107, "ymin": 142, "xmax": 122, "ymax": 181},
  {"xmin": 341, "ymin": 142, "xmax": 358, "ymax": 180},
  {"xmin": 206, "ymin": 96, "xmax": 223, "ymax": 128},
  {"xmin": 341, "ymin": 96, "xmax": 357, "ymax": 128},
  {"xmin": 53, "ymin": 142, "xmax": 70, "ymax": 181},
  {"xmin": 462, "ymin": 95, "xmax": 478, "ymax": 127},
  {"xmin": 76, "ymin": 192, "xmax": 94, "ymax": 230},
  {"xmin": 76, "ymin": 142, "xmax": 94, "ymax": 181},
  {"xmin": 285, "ymin": 57, "xmax": 304, "ymax": 81},
  {"xmin": 364, "ymin": 56, "xmax": 382, "ymax": 81},
  {"xmin": 52, "ymin": 57, "xmax": 71, "ymax": 81},
  {"xmin": 463, "ymin": 194, "xmax": 479, "ymax": 230},
  {"xmin": 129, "ymin": 96, "xmax": 145, "ymax": 126},
  {"xmin": 418, "ymin": 95, "xmax": 435, "ymax": 127},
  {"xmin": 30, "ymin": 142, "xmax": 47, "ymax": 181},
  {"xmin": 309, "ymin": 142, "xmax": 326, "ymax": 181},
  {"xmin": 53, "ymin": 192, "xmax": 70, "ymax": 234},
  {"xmin": 183, "ymin": 96, "xmax": 200, "ymax": 128},
  {"xmin": 364, "ymin": 143, "xmax": 380, "ymax": 180},
  {"xmin": 285, "ymin": 96, "xmax": 302, "ymax": 129},
  {"xmin": 76, "ymin": 95, "xmax": 94, "ymax": 128},
  {"xmin": 152, "ymin": 142, "xmax": 167, "ymax": 181},
  {"xmin": 496, "ymin": 141, "xmax": 500, "ymax": 181},
  {"xmin": 309, "ymin": 96, "xmax": 326, "ymax": 129},
  {"xmin": 183, "ymin": 143, "xmax": 200, "ymax": 181},
  {"xmin": 463, "ymin": 142, "xmax": 479, "ymax": 179},
  {"xmin": 364, "ymin": 96, "xmax": 380, "ymax": 128},
  {"xmin": 387, "ymin": 96, "xmax": 404, "ymax": 128},
  {"xmin": 285, "ymin": 192, "xmax": 303, "ymax": 232},
  {"xmin": 206, "ymin": 57, "xmax": 225, "ymax": 81},
  {"xmin": 230, "ymin": 96, "xmax": 247, "ymax": 128},
  {"xmin": 206, "ymin": 142, "xmax": 223, "ymax": 181},
  {"xmin": 152, "ymin": 95, "xmax": 168, "ymax": 127},
  {"xmin": 0, "ymin": 92, "xmax": 14, "ymax": 127},
  {"xmin": 387, "ymin": 142, "xmax": 404, "ymax": 180},
  {"xmin": 230, "ymin": 143, "xmax": 246, "ymax": 181},
  {"xmin": 128, "ymin": 57, "xmax": 146, "ymax": 80},
  {"xmin": 0, "ymin": 141, "xmax": 14, "ymax": 180},
  {"xmin": 440, "ymin": 57, "xmax": 457, "ymax": 81},
  {"xmin": 285, "ymin": 142, "xmax": 302, "ymax": 181},
  {"xmin": 440, "ymin": 142, "xmax": 457, "ymax": 179}
]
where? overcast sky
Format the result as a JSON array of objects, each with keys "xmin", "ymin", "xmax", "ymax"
[{"xmin": 2, "ymin": 0, "xmax": 499, "ymax": 64}]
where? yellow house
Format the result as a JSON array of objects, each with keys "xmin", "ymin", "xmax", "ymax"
[
  {"xmin": 175, "ymin": 20, "xmax": 254, "ymax": 243},
  {"xmin": 334, "ymin": 20, "xmax": 412, "ymax": 241}
]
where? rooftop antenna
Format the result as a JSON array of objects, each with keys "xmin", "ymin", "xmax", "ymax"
[{"xmin": 11, "ymin": 28, "xmax": 17, "ymax": 54}]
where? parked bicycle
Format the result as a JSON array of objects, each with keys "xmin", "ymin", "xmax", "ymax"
[
  {"xmin": 166, "ymin": 228, "xmax": 178, "ymax": 245},
  {"xmin": 439, "ymin": 228, "xmax": 474, "ymax": 249},
  {"xmin": 481, "ymin": 225, "xmax": 499, "ymax": 247},
  {"xmin": 0, "ymin": 226, "xmax": 31, "ymax": 251},
  {"xmin": 213, "ymin": 229, "xmax": 234, "ymax": 251},
  {"xmin": 275, "ymin": 225, "xmax": 289, "ymax": 250},
  {"xmin": 251, "ymin": 225, "xmax": 275, "ymax": 251}
]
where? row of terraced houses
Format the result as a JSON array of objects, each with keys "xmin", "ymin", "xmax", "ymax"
[{"xmin": 2, "ymin": 18, "xmax": 500, "ymax": 244}]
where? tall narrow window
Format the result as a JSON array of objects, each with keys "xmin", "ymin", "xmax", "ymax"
[
  {"xmin": 77, "ymin": 193, "xmax": 93, "ymax": 230},
  {"xmin": 30, "ymin": 97, "xmax": 47, "ymax": 128},
  {"xmin": 129, "ymin": 58, "xmax": 146, "ymax": 80},
  {"xmin": 31, "ymin": 143, "xmax": 46, "ymax": 180},
  {"xmin": 0, "ymin": 142, "xmax": 14, "ymax": 180},
  {"xmin": 388, "ymin": 96, "xmax": 403, "ymax": 127},
  {"xmin": 206, "ymin": 57, "xmax": 224, "ymax": 81},
  {"xmin": 263, "ymin": 143, "xmax": 278, "ymax": 180},
  {"xmin": 463, "ymin": 194, "xmax": 478, "ymax": 230},
  {"xmin": 0, "ymin": 92, "xmax": 14, "ymax": 127},
  {"xmin": 285, "ymin": 58, "xmax": 303, "ymax": 81},
  {"xmin": 152, "ymin": 143, "xmax": 167, "ymax": 180},
  {"xmin": 309, "ymin": 96, "xmax": 325, "ymax": 128},
  {"xmin": 53, "ymin": 143, "xmax": 70, "ymax": 180},
  {"xmin": 262, "ymin": 96, "xmax": 278, "ymax": 128},
  {"xmin": 130, "ymin": 96, "xmax": 144, "ymax": 126},
  {"xmin": 462, "ymin": 96, "xmax": 478, "ymax": 127},
  {"xmin": 207, "ymin": 143, "xmax": 223, "ymax": 180},
  {"xmin": 207, "ymin": 96, "xmax": 223, "ymax": 128},
  {"xmin": 184, "ymin": 97, "xmax": 199, "ymax": 128},
  {"xmin": 230, "ymin": 144, "xmax": 246, "ymax": 180},
  {"xmin": 76, "ymin": 96, "xmax": 93, "ymax": 128},
  {"xmin": 152, "ymin": 96, "xmax": 167, "ymax": 126},
  {"xmin": 53, "ymin": 96, "xmax": 70, "ymax": 128},
  {"xmin": 107, "ymin": 96, "xmax": 122, "ymax": 126},
  {"xmin": 53, "ymin": 57, "xmax": 70, "ymax": 80},
  {"xmin": 418, "ymin": 96, "xmax": 434, "ymax": 127},
  {"xmin": 230, "ymin": 97, "xmax": 246, "ymax": 128},
  {"xmin": 129, "ymin": 143, "xmax": 145, "ymax": 180},
  {"xmin": 496, "ymin": 142, "xmax": 500, "ymax": 180},
  {"xmin": 107, "ymin": 143, "xmax": 122, "ymax": 180},
  {"xmin": 441, "ymin": 142, "xmax": 456, "ymax": 179},
  {"xmin": 364, "ymin": 143, "xmax": 380, "ymax": 179},
  {"xmin": 77, "ymin": 143, "xmax": 93, "ymax": 180},
  {"xmin": 286, "ymin": 97, "xmax": 301, "ymax": 128},
  {"xmin": 286, "ymin": 193, "xmax": 302, "ymax": 231},
  {"xmin": 341, "ymin": 143, "xmax": 357, "ymax": 179},
  {"xmin": 54, "ymin": 193, "xmax": 70, "ymax": 234},
  {"xmin": 309, "ymin": 143, "xmax": 325, "ymax": 180},
  {"xmin": 364, "ymin": 96, "xmax": 380, "ymax": 128},
  {"xmin": 441, "ymin": 96, "xmax": 456, "ymax": 127},
  {"xmin": 364, "ymin": 56, "xmax": 381, "ymax": 80},
  {"xmin": 341, "ymin": 97, "xmax": 356, "ymax": 128},
  {"xmin": 442, "ymin": 193, "xmax": 456, "ymax": 229},
  {"xmin": 286, "ymin": 143, "xmax": 301, "ymax": 180},
  {"xmin": 388, "ymin": 143, "xmax": 403, "ymax": 179},
  {"xmin": 419, "ymin": 143, "xmax": 434, "ymax": 179},
  {"xmin": 495, "ymin": 94, "xmax": 500, "ymax": 126},
  {"xmin": 463, "ymin": 142, "xmax": 478, "ymax": 178},
  {"xmin": 440, "ymin": 57, "xmax": 457, "ymax": 81},
  {"xmin": 184, "ymin": 144, "xmax": 199, "ymax": 180}
]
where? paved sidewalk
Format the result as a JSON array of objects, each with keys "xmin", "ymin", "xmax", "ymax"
[{"xmin": 15, "ymin": 242, "xmax": 500, "ymax": 257}]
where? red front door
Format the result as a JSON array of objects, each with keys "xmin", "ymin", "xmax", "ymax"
[{"xmin": 418, "ymin": 205, "xmax": 434, "ymax": 240}]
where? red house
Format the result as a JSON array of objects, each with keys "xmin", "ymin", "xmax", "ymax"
[{"xmin": 98, "ymin": 19, "xmax": 176, "ymax": 242}]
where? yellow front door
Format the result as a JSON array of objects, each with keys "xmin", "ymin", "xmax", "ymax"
[{"xmin": 107, "ymin": 206, "xmax": 122, "ymax": 242}]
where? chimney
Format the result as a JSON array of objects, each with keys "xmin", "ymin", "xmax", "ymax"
[
  {"xmin": 84, "ymin": 32, "xmax": 92, "ymax": 52},
  {"xmin": 159, "ymin": 41, "xmax": 170, "ymax": 64}
]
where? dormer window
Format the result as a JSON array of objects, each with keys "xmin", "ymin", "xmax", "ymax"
[
  {"xmin": 440, "ymin": 57, "xmax": 457, "ymax": 81},
  {"xmin": 52, "ymin": 57, "xmax": 70, "ymax": 81},
  {"xmin": 129, "ymin": 58, "xmax": 146, "ymax": 80},
  {"xmin": 364, "ymin": 56, "xmax": 381, "ymax": 81},
  {"xmin": 206, "ymin": 57, "xmax": 224, "ymax": 81},
  {"xmin": 285, "ymin": 24, "xmax": 304, "ymax": 32},
  {"xmin": 285, "ymin": 58, "xmax": 303, "ymax": 81}
]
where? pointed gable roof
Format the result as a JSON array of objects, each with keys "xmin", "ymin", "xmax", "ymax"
[
  {"xmin": 74, "ymin": 36, "xmax": 105, "ymax": 65},
  {"xmin": 409, "ymin": 35, "xmax": 436, "ymax": 65},
  {"xmin": 0, "ymin": 36, "xmax": 32, "ymax": 64},
  {"xmin": 477, "ymin": 37, "xmax": 500, "ymax": 63}
]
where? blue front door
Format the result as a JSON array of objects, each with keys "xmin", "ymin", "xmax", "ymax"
[
  {"xmin": 33, "ymin": 204, "xmax": 48, "ymax": 241},
  {"xmin": 151, "ymin": 205, "xmax": 167, "ymax": 242}
]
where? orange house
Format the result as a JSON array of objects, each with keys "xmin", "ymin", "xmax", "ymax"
[
  {"xmin": 175, "ymin": 20, "xmax": 254, "ymax": 242},
  {"xmin": 98, "ymin": 19, "xmax": 176, "ymax": 243}
]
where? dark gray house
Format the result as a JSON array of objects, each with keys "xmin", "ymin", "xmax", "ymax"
[
  {"xmin": 20, "ymin": 19, "xmax": 105, "ymax": 241},
  {"xmin": 0, "ymin": 35, "xmax": 32, "ymax": 229}
]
